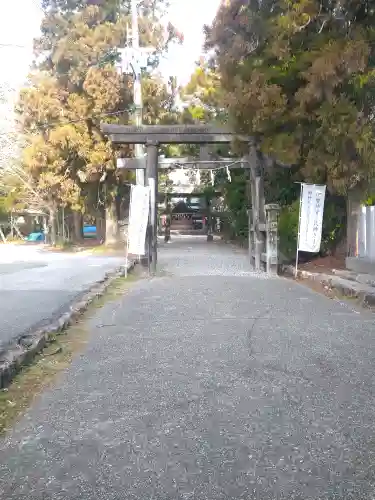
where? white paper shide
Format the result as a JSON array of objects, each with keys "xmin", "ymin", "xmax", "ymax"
[
  {"xmin": 297, "ymin": 184, "xmax": 326, "ymax": 253},
  {"xmin": 127, "ymin": 185, "xmax": 150, "ymax": 256}
]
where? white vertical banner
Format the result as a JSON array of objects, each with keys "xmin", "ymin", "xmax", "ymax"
[
  {"xmin": 297, "ymin": 183, "xmax": 326, "ymax": 253},
  {"xmin": 127, "ymin": 184, "xmax": 150, "ymax": 256}
]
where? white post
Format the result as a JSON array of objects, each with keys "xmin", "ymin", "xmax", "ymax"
[
  {"xmin": 0, "ymin": 225, "xmax": 6, "ymax": 242},
  {"xmin": 124, "ymin": 184, "xmax": 135, "ymax": 278},
  {"xmin": 295, "ymin": 251, "xmax": 299, "ymax": 278},
  {"xmin": 295, "ymin": 183, "xmax": 303, "ymax": 278}
]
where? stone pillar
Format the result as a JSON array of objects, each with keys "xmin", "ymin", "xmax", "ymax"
[
  {"xmin": 247, "ymin": 141, "xmax": 266, "ymax": 271},
  {"xmin": 346, "ymin": 188, "xmax": 362, "ymax": 258},
  {"xmin": 265, "ymin": 204, "xmax": 280, "ymax": 275}
]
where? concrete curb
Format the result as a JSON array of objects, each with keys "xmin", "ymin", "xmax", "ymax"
[
  {"xmin": 280, "ymin": 264, "xmax": 324, "ymax": 280},
  {"xmin": 0, "ymin": 261, "xmax": 135, "ymax": 389},
  {"xmin": 281, "ymin": 264, "xmax": 375, "ymax": 308},
  {"xmin": 320, "ymin": 277, "xmax": 375, "ymax": 308}
]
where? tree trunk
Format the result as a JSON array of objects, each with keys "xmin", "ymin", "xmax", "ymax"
[
  {"xmin": 346, "ymin": 189, "xmax": 362, "ymax": 258},
  {"xmin": 96, "ymin": 216, "xmax": 105, "ymax": 242},
  {"xmin": 49, "ymin": 208, "xmax": 57, "ymax": 246},
  {"xmin": 105, "ymin": 199, "xmax": 120, "ymax": 246},
  {"xmin": 72, "ymin": 211, "xmax": 83, "ymax": 243}
]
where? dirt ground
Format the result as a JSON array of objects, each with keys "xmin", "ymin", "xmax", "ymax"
[{"xmin": 297, "ymin": 255, "xmax": 346, "ymax": 274}]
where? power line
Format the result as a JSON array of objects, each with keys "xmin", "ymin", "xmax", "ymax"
[
  {"xmin": 0, "ymin": 39, "xmax": 171, "ymax": 142},
  {"xmin": 0, "ymin": 109, "xmax": 132, "ymax": 138},
  {"xmin": 0, "ymin": 42, "xmax": 174, "ymax": 141},
  {"xmin": 0, "ymin": 55, "xmax": 135, "ymax": 139},
  {"xmin": 0, "ymin": 43, "xmax": 31, "ymax": 49}
]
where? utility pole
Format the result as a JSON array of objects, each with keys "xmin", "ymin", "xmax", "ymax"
[
  {"xmin": 116, "ymin": 2, "xmax": 156, "ymax": 267},
  {"xmin": 130, "ymin": 0, "xmax": 144, "ymax": 187},
  {"xmin": 117, "ymin": 1, "xmax": 153, "ymax": 182}
]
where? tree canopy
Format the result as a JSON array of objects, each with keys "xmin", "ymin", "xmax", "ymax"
[
  {"xmin": 5, "ymin": 0, "xmax": 179, "ymax": 244},
  {"xmin": 8, "ymin": 0, "xmax": 371, "ymax": 252},
  {"xmin": 13, "ymin": 0, "xmax": 181, "ymax": 244},
  {"xmin": 205, "ymin": 0, "xmax": 375, "ymax": 196}
]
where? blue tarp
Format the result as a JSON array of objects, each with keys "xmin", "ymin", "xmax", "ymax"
[
  {"xmin": 83, "ymin": 225, "xmax": 96, "ymax": 234},
  {"xmin": 26, "ymin": 232, "xmax": 45, "ymax": 242},
  {"xmin": 83, "ymin": 226, "xmax": 97, "ymax": 238}
]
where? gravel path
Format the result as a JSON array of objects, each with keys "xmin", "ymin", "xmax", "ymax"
[
  {"xmin": 1, "ymin": 238, "xmax": 375, "ymax": 499},
  {"xmin": 0, "ymin": 244, "xmax": 125, "ymax": 351}
]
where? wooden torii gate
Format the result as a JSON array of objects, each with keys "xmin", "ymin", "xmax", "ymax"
[{"xmin": 100, "ymin": 124, "xmax": 279, "ymax": 274}]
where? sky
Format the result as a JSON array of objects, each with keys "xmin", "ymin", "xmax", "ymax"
[
  {"xmin": 0, "ymin": 0, "xmax": 41, "ymax": 89},
  {"xmin": 158, "ymin": 0, "xmax": 221, "ymax": 83},
  {"xmin": 0, "ymin": 0, "xmax": 222, "ymax": 90},
  {"xmin": 0, "ymin": 0, "xmax": 221, "ymax": 167}
]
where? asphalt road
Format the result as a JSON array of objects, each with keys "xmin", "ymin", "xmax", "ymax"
[
  {"xmin": 1, "ymin": 238, "xmax": 375, "ymax": 499},
  {"xmin": 0, "ymin": 244, "xmax": 125, "ymax": 352}
]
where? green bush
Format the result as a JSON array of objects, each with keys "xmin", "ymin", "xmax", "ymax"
[
  {"xmin": 221, "ymin": 170, "xmax": 248, "ymax": 241},
  {"xmin": 278, "ymin": 200, "xmax": 299, "ymax": 262},
  {"xmin": 0, "ymin": 196, "xmax": 8, "ymax": 221},
  {"xmin": 278, "ymin": 196, "xmax": 346, "ymax": 262},
  {"xmin": 320, "ymin": 197, "xmax": 346, "ymax": 255}
]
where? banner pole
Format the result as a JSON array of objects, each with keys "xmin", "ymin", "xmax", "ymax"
[
  {"xmin": 125, "ymin": 253, "xmax": 128, "ymax": 279},
  {"xmin": 124, "ymin": 184, "xmax": 134, "ymax": 279},
  {"xmin": 295, "ymin": 183, "xmax": 303, "ymax": 279},
  {"xmin": 295, "ymin": 250, "xmax": 299, "ymax": 279}
]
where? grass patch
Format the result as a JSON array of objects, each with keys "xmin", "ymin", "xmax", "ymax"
[
  {"xmin": 89, "ymin": 243, "xmax": 126, "ymax": 256},
  {"xmin": 0, "ymin": 270, "xmax": 140, "ymax": 436},
  {"xmin": 0, "ymin": 239, "xmax": 26, "ymax": 245}
]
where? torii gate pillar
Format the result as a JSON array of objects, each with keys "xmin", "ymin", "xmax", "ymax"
[{"xmin": 144, "ymin": 141, "xmax": 159, "ymax": 273}]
